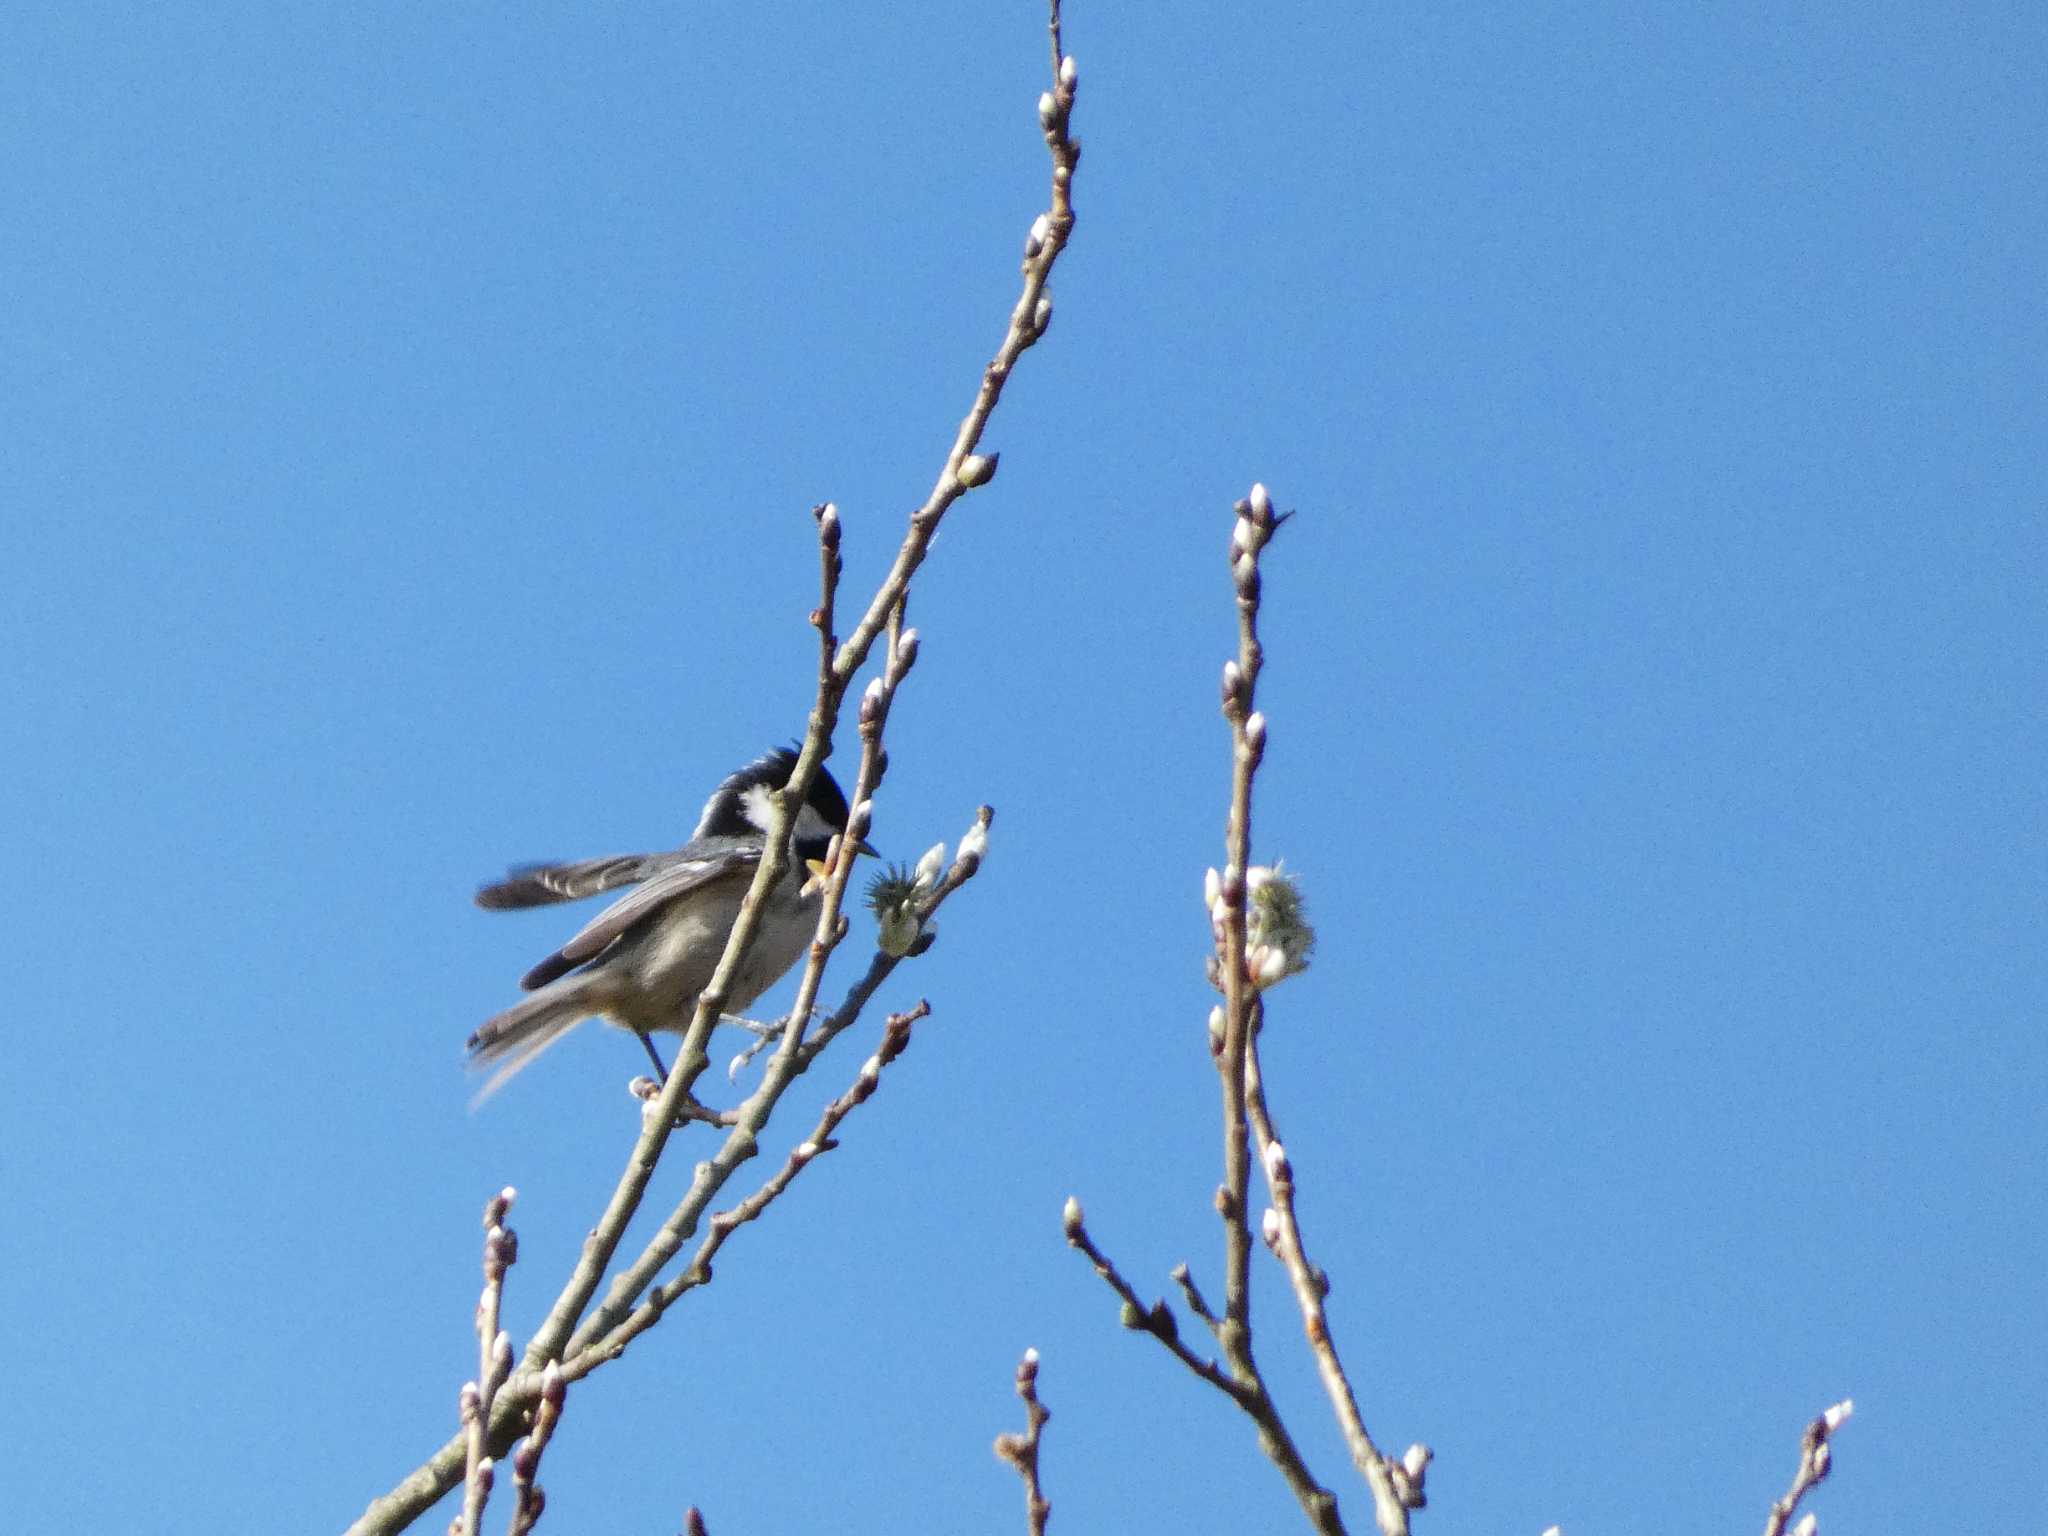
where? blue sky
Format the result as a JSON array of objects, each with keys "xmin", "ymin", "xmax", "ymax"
[{"xmin": 3, "ymin": 2, "xmax": 2042, "ymax": 1533}]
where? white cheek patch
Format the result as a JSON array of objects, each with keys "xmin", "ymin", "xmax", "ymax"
[{"xmin": 741, "ymin": 783, "xmax": 778, "ymax": 834}]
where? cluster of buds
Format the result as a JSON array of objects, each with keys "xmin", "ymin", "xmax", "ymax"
[
  {"xmin": 865, "ymin": 809, "xmax": 992, "ymax": 956},
  {"xmin": 1229, "ymin": 482, "xmax": 1283, "ymax": 602},
  {"xmin": 482, "ymin": 1187, "xmax": 518, "ymax": 1285},
  {"xmin": 506, "ymin": 1360, "xmax": 568, "ymax": 1530},
  {"xmin": 1204, "ymin": 863, "xmax": 1315, "ymax": 992},
  {"xmin": 1036, "ymin": 51, "xmax": 1079, "ymax": 161}
]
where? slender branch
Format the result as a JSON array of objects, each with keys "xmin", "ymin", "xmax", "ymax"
[
  {"xmin": 1245, "ymin": 1036, "xmax": 1420, "ymax": 1527},
  {"xmin": 993, "ymin": 1350, "xmax": 1052, "ymax": 1536},
  {"xmin": 346, "ymin": 11, "xmax": 1080, "ymax": 1530},
  {"xmin": 563, "ymin": 846, "xmax": 982, "ymax": 1363},
  {"xmin": 503, "ymin": 1363, "xmax": 566, "ymax": 1536},
  {"xmin": 1064, "ymin": 1197, "xmax": 1341, "ymax": 1533},
  {"xmin": 1063, "ymin": 1202, "xmax": 1246, "ymax": 1402},
  {"xmin": 1762, "ymin": 1401, "xmax": 1854, "ymax": 1536},
  {"xmin": 565, "ymin": 1003, "xmax": 929, "ymax": 1371},
  {"xmin": 1197, "ymin": 486, "xmax": 1350, "ymax": 1536},
  {"xmin": 457, "ymin": 1190, "xmax": 519, "ymax": 1536}
]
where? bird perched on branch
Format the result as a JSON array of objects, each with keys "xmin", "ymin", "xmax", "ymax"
[{"xmin": 467, "ymin": 748, "xmax": 873, "ymax": 1101}]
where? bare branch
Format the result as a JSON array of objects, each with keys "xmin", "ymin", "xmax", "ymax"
[
  {"xmin": 503, "ymin": 1363, "xmax": 566, "ymax": 1536},
  {"xmin": 1063, "ymin": 1199, "xmax": 1247, "ymax": 1404},
  {"xmin": 1065, "ymin": 1190, "xmax": 1342, "ymax": 1534},
  {"xmin": 456, "ymin": 1189, "xmax": 519, "ymax": 1536},
  {"xmin": 993, "ymin": 1350, "xmax": 1053, "ymax": 1536},
  {"xmin": 344, "ymin": 7, "xmax": 1081, "ymax": 1527},
  {"xmin": 565, "ymin": 1003, "xmax": 931, "ymax": 1371},
  {"xmin": 1245, "ymin": 1037, "xmax": 1419, "ymax": 1526}
]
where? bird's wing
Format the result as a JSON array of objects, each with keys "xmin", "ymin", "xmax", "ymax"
[
  {"xmin": 476, "ymin": 852, "xmax": 678, "ymax": 910},
  {"xmin": 517, "ymin": 846, "xmax": 762, "ymax": 990}
]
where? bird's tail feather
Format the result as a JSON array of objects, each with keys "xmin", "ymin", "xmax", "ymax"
[{"xmin": 466, "ymin": 977, "xmax": 609, "ymax": 1107}]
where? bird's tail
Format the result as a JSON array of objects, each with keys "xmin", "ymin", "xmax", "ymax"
[{"xmin": 466, "ymin": 975, "xmax": 611, "ymax": 1106}]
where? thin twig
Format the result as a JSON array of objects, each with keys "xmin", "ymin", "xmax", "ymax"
[
  {"xmin": 565, "ymin": 1004, "xmax": 930, "ymax": 1371},
  {"xmin": 561, "ymin": 856, "xmax": 981, "ymax": 1364},
  {"xmin": 993, "ymin": 1350, "xmax": 1052, "ymax": 1536},
  {"xmin": 1245, "ymin": 1033, "xmax": 1420, "ymax": 1526},
  {"xmin": 1201, "ymin": 485, "xmax": 1351, "ymax": 1536},
  {"xmin": 1762, "ymin": 1401, "xmax": 1854, "ymax": 1536},
  {"xmin": 503, "ymin": 1363, "xmax": 567, "ymax": 1536},
  {"xmin": 457, "ymin": 1189, "xmax": 518, "ymax": 1536},
  {"xmin": 1170, "ymin": 1261, "xmax": 1223, "ymax": 1336},
  {"xmin": 1064, "ymin": 1203, "xmax": 1246, "ymax": 1402},
  {"xmin": 1064, "ymin": 1197, "xmax": 1339, "ymax": 1533}
]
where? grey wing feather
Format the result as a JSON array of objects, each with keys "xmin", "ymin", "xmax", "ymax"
[
  {"xmin": 517, "ymin": 847, "xmax": 761, "ymax": 991},
  {"xmin": 477, "ymin": 853, "xmax": 674, "ymax": 910}
]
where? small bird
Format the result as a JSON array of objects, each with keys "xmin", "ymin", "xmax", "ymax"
[{"xmin": 468, "ymin": 748, "xmax": 872, "ymax": 1100}]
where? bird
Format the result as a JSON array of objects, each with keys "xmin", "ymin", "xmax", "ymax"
[{"xmin": 467, "ymin": 747, "xmax": 873, "ymax": 1101}]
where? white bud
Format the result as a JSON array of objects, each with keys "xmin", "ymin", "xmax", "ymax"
[
  {"xmin": 1255, "ymin": 945, "xmax": 1290, "ymax": 988},
  {"xmin": 1062, "ymin": 1195, "xmax": 1084, "ymax": 1233},
  {"xmin": 895, "ymin": 628, "xmax": 920, "ymax": 670},
  {"xmin": 1204, "ymin": 867, "xmax": 1221, "ymax": 908},
  {"xmin": 1209, "ymin": 895, "xmax": 1231, "ymax": 929},
  {"xmin": 498, "ymin": 1186, "xmax": 517, "ymax": 1208},
  {"xmin": 861, "ymin": 676, "xmax": 886, "ymax": 712},
  {"xmin": 1540, "ymin": 1527, "xmax": 1563, "ymax": 1536},
  {"xmin": 795, "ymin": 1141, "xmax": 819, "ymax": 1162},
  {"xmin": 1245, "ymin": 712, "xmax": 1266, "ymax": 752},
  {"xmin": 848, "ymin": 800, "xmax": 874, "ymax": 840},
  {"xmin": 1263, "ymin": 1140, "xmax": 1289, "ymax": 1180},
  {"xmin": 1232, "ymin": 516, "xmax": 1254, "ymax": 554},
  {"xmin": 1023, "ymin": 1345, "xmax": 1040, "ymax": 1365},
  {"xmin": 1029, "ymin": 212, "xmax": 1051, "ymax": 248},
  {"xmin": 1791, "ymin": 1516, "xmax": 1816, "ymax": 1536},
  {"xmin": 1249, "ymin": 482, "xmax": 1272, "ymax": 519},
  {"xmin": 914, "ymin": 841, "xmax": 947, "ymax": 891},
  {"xmin": 859, "ymin": 1054, "xmax": 882, "ymax": 1088},
  {"xmin": 725, "ymin": 1053, "xmax": 749, "ymax": 1083},
  {"xmin": 1823, "ymin": 1398, "xmax": 1854, "ymax": 1432},
  {"xmin": 1037, "ymin": 90, "xmax": 1059, "ymax": 129},
  {"xmin": 1260, "ymin": 1207, "xmax": 1281, "ymax": 1246},
  {"xmin": 958, "ymin": 452, "xmax": 999, "ymax": 488},
  {"xmin": 1031, "ymin": 295, "xmax": 1053, "ymax": 335},
  {"xmin": 1246, "ymin": 864, "xmax": 1274, "ymax": 894},
  {"xmin": 1233, "ymin": 551, "xmax": 1258, "ymax": 587},
  {"xmin": 1811, "ymin": 1443, "xmax": 1830, "ymax": 1478},
  {"xmin": 1208, "ymin": 1005, "xmax": 1226, "ymax": 1037},
  {"xmin": 1402, "ymin": 1444, "xmax": 1431, "ymax": 1480},
  {"xmin": 1058, "ymin": 55, "xmax": 1077, "ymax": 91},
  {"xmin": 1222, "ymin": 659, "xmax": 1242, "ymax": 698},
  {"xmin": 957, "ymin": 815, "xmax": 990, "ymax": 868}
]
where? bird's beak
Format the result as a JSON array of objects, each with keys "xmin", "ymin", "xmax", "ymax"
[{"xmin": 853, "ymin": 837, "xmax": 881, "ymax": 859}]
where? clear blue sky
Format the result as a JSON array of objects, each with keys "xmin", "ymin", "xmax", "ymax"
[{"xmin": 3, "ymin": 3, "xmax": 2041, "ymax": 1533}]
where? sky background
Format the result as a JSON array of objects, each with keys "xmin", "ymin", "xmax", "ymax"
[{"xmin": 3, "ymin": 2, "xmax": 2042, "ymax": 1533}]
